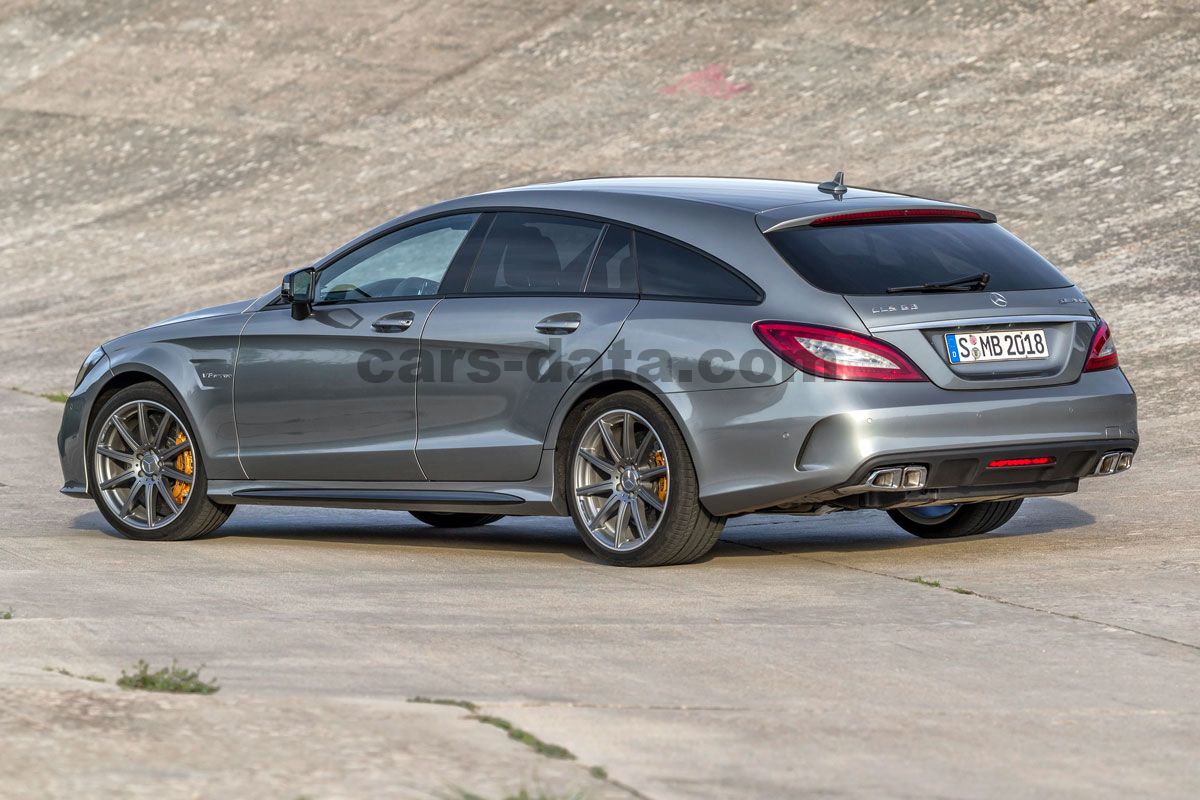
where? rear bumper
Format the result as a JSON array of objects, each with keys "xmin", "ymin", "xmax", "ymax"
[
  {"xmin": 810, "ymin": 437, "xmax": 1137, "ymax": 512},
  {"xmin": 668, "ymin": 368, "xmax": 1138, "ymax": 516}
]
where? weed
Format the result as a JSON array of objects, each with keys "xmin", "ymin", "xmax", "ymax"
[
  {"xmin": 473, "ymin": 714, "xmax": 575, "ymax": 760},
  {"xmin": 909, "ymin": 576, "xmax": 941, "ymax": 588},
  {"xmin": 951, "ymin": 587, "xmax": 975, "ymax": 595},
  {"xmin": 43, "ymin": 666, "xmax": 105, "ymax": 682},
  {"xmin": 0, "ymin": 607, "xmax": 12, "ymax": 620},
  {"xmin": 116, "ymin": 660, "xmax": 219, "ymax": 694},
  {"xmin": 588, "ymin": 766, "xmax": 607, "ymax": 780},
  {"xmin": 9, "ymin": 386, "xmax": 68, "ymax": 403},
  {"xmin": 410, "ymin": 695, "xmax": 479, "ymax": 713},
  {"xmin": 452, "ymin": 790, "xmax": 587, "ymax": 800}
]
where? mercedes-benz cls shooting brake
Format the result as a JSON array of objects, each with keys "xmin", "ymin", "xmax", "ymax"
[{"xmin": 58, "ymin": 176, "xmax": 1137, "ymax": 566}]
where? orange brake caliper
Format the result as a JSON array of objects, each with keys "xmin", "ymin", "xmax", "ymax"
[
  {"xmin": 171, "ymin": 431, "xmax": 194, "ymax": 505},
  {"xmin": 653, "ymin": 450, "xmax": 667, "ymax": 503}
]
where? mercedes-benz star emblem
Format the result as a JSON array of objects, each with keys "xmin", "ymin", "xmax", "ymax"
[{"xmin": 989, "ymin": 292, "xmax": 1008, "ymax": 308}]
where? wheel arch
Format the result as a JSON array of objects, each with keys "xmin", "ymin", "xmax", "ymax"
[
  {"xmin": 85, "ymin": 366, "xmax": 209, "ymax": 491},
  {"xmin": 548, "ymin": 374, "xmax": 704, "ymax": 507}
]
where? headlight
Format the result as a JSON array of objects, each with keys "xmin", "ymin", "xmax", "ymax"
[{"xmin": 74, "ymin": 346, "xmax": 106, "ymax": 389}]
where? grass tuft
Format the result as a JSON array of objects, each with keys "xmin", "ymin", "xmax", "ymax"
[
  {"xmin": 1, "ymin": 607, "xmax": 12, "ymax": 620},
  {"xmin": 452, "ymin": 790, "xmax": 587, "ymax": 800},
  {"xmin": 472, "ymin": 714, "xmax": 575, "ymax": 760},
  {"xmin": 588, "ymin": 766, "xmax": 607, "ymax": 780},
  {"xmin": 909, "ymin": 576, "xmax": 941, "ymax": 588},
  {"xmin": 410, "ymin": 695, "xmax": 479, "ymax": 713},
  {"xmin": 116, "ymin": 660, "xmax": 219, "ymax": 694},
  {"xmin": 951, "ymin": 587, "xmax": 975, "ymax": 595},
  {"xmin": 44, "ymin": 666, "xmax": 105, "ymax": 682}
]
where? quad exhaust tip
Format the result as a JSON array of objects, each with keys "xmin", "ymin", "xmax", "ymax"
[
  {"xmin": 866, "ymin": 465, "xmax": 928, "ymax": 491},
  {"xmin": 1094, "ymin": 450, "xmax": 1134, "ymax": 476}
]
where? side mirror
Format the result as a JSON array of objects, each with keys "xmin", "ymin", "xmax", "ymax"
[{"xmin": 282, "ymin": 268, "xmax": 315, "ymax": 321}]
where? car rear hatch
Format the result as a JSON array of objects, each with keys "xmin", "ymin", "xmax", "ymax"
[{"xmin": 760, "ymin": 202, "xmax": 1100, "ymax": 390}]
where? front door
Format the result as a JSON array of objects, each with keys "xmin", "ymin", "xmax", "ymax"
[{"xmin": 234, "ymin": 213, "xmax": 480, "ymax": 481}]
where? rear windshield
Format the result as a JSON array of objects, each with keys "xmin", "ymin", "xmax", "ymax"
[{"xmin": 767, "ymin": 221, "xmax": 1072, "ymax": 295}]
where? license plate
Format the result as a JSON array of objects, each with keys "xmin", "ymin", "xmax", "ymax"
[{"xmin": 945, "ymin": 329, "xmax": 1049, "ymax": 364}]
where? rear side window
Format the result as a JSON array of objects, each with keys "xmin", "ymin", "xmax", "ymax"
[
  {"xmin": 635, "ymin": 231, "xmax": 759, "ymax": 302},
  {"xmin": 585, "ymin": 225, "xmax": 636, "ymax": 295},
  {"xmin": 466, "ymin": 212, "xmax": 603, "ymax": 294},
  {"xmin": 767, "ymin": 221, "xmax": 1071, "ymax": 295}
]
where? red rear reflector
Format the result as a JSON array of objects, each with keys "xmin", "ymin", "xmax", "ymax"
[
  {"xmin": 987, "ymin": 457, "xmax": 1056, "ymax": 468},
  {"xmin": 753, "ymin": 322, "xmax": 927, "ymax": 382},
  {"xmin": 1083, "ymin": 320, "xmax": 1119, "ymax": 372},
  {"xmin": 809, "ymin": 208, "xmax": 983, "ymax": 227}
]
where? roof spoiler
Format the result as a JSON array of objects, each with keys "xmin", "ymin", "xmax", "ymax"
[{"xmin": 757, "ymin": 201, "xmax": 997, "ymax": 234}]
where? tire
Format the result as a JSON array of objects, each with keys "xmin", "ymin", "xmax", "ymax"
[
  {"xmin": 887, "ymin": 499, "xmax": 1023, "ymax": 539},
  {"xmin": 409, "ymin": 511, "xmax": 504, "ymax": 528},
  {"xmin": 565, "ymin": 390, "xmax": 725, "ymax": 566},
  {"xmin": 88, "ymin": 382, "xmax": 233, "ymax": 541}
]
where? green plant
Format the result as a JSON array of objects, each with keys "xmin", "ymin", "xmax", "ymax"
[
  {"xmin": 453, "ymin": 790, "xmax": 587, "ymax": 800},
  {"xmin": 116, "ymin": 660, "xmax": 219, "ymax": 694},
  {"xmin": 43, "ymin": 666, "xmax": 105, "ymax": 682},
  {"xmin": 472, "ymin": 715, "xmax": 575, "ymax": 760},
  {"xmin": 409, "ymin": 695, "xmax": 479, "ymax": 712},
  {"xmin": 909, "ymin": 576, "xmax": 940, "ymax": 588},
  {"xmin": 0, "ymin": 607, "xmax": 12, "ymax": 620}
]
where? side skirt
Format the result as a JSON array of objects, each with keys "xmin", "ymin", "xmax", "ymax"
[{"xmin": 206, "ymin": 451, "xmax": 566, "ymax": 517}]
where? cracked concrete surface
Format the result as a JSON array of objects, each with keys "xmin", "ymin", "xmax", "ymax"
[
  {"xmin": 2, "ymin": 0, "xmax": 1199, "ymax": 797},
  {"xmin": 3, "ymin": 390, "xmax": 1199, "ymax": 797}
]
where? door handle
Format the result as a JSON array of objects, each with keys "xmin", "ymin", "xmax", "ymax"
[
  {"xmin": 535, "ymin": 312, "xmax": 582, "ymax": 335},
  {"xmin": 372, "ymin": 311, "xmax": 415, "ymax": 333}
]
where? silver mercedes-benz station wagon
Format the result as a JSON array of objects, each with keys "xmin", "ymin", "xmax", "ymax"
[{"xmin": 58, "ymin": 176, "xmax": 1137, "ymax": 566}]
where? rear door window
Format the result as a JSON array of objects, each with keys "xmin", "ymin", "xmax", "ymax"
[
  {"xmin": 466, "ymin": 212, "xmax": 604, "ymax": 294},
  {"xmin": 584, "ymin": 225, "xmax": 637, "ymax": 295},
  {"xmin": 634, "ymin": 231, "xmax": 760, "ymax": 302},
  {"xmin": 767, "ymin": 221, "xmax": 1071, "ymax": 295}
]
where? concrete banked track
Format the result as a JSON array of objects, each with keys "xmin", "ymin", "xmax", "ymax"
[
  {"xmin": 1, "ymin": 2, "xmax": 1199, "ymax": 799},
  {"xmin": 1, "ymin": 0, "xmax": 1197, "ymax": 412}
]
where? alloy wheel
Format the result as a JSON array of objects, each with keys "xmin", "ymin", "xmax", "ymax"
[
  {"xmin": 572, "ymin": 409, "xmax": 670, "ymax": 551},
  {"xmin": 93, "ymin": 400, "xmax": 196, "ymax": 530}
]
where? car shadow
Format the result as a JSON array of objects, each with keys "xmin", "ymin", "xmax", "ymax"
[
  {"xmin": 68, "ymin": 497, "xmax": 1096, "ymax": 565},
  {"xmin": 713, "ymin": 498, "xmax": 1096, "ymax": 559}
]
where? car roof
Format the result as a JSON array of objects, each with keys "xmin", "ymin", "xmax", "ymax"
[{"xmin": 481, "ymin": 176, "xmax": 913, "ymax": 214}]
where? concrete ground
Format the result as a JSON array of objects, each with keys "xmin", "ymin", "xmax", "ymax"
[
  {"xmin": 3, "ymin": 388, "xmax": 1198, "ymax": 799},
  {"xmin": 3, "ymin": 0, "xmax": 1199, "ymax": 797}
]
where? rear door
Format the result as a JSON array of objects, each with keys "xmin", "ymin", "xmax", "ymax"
[
  {"xmin": 416, "ymin": 213, "xmax": 637, "ymax": 481},
  {"xmin": 765, "ymin": 217, "xmax": 1100, "ymax": 389}
]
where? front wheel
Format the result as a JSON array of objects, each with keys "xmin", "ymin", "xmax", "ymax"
[
  {"xmin": 89, "ymin": 382, "xmax": 233, "ymax": 541},
  {"xmin": 566, "ymin": 391, "xmax": 724, "ymax": 567},
  {"xmin": 887, "ymin": 499, "xmax": 1024, "ymax": 539}
]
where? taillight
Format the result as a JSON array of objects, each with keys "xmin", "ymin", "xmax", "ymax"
[
  {"xmin": 753, "ymin": 322, "xmax": 927, "ymax": 382},
  {"xmin": 808, "ymin": 208, "xmax": 984, "ymax": 227},
  {"xmin": 1083, "ymin": 320, "xmax": 1118, "ymax": 372}
]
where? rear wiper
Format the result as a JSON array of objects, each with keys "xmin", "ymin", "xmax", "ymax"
[{"xmin": 886, "ymin": 271, "xmax": 990, "ymax": 294}]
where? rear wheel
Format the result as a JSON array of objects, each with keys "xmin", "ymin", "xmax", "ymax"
[
  {"xmin": 567, "ymin": 391, "xmax": 724, "ymax": 567},
  {"xmin": 409, "ymin": 511, "xmax": 504, "ymax": 528},
  {"xmin": 887, "ymin": 499, "xmax": 1023, "ymax": 539},
  {"xmin": 89, "ymin": 382, "xmax": 233, "ymax": 541}
]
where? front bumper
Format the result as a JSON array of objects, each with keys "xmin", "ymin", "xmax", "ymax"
[{"xmin": 668, "ymin": 368, "xmax": 1138, "ymax": 516}]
